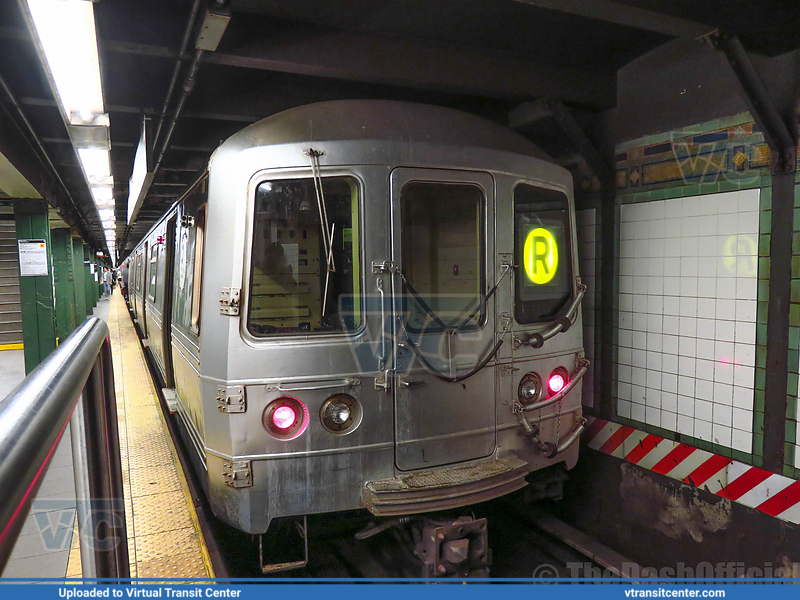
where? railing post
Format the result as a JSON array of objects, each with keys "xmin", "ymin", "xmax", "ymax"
[{"xmin": 71, "ymin": 339, "xmax": 129, "ymax": 581}]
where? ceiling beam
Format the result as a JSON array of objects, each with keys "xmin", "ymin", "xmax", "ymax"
[
  {"xmin": 511, "ymin": 0, "xmax": 716, "ymax": 39},
  {"xmin": 204, "ymin": 31, "xmax": 615, "ymax": 107},
  {"xmin": 18, "ymin": 97, "xmax": 258, "ymax": 123},
  {"xmin": 97, "ymin": 30, "xmax": 616, "ymax": 107}
]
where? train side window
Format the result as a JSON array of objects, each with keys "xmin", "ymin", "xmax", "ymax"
[
  {"xmin": 400, "ymin": 182, "xmax": 484, "ymax": 333},
  {"xmin": 247, "ymin": 176, "xmax": 361, "ymax": 337},
  {"xmin": 514, "ymin": 184, "xmax": 573, "ymax": 324},
  {"xmin": 148, "ymin": 243, "xmax": 159, "ymax": 301},
  {"xmin": 190, "ymin": 204, "xmax": 206, "ymax": 333}
]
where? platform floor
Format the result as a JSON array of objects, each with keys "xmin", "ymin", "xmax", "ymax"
[{"xmin": 1, "ymin": 288, "xmax": 212, "ymax": 580}]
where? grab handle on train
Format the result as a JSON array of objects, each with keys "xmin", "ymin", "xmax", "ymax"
[
  {"xmin": 554, "ymin": 420, "xmax": 586, "ymax": 455},
  {"xmin": 513, "ymin": 280, "xmax": 586, "ymax": 350}
]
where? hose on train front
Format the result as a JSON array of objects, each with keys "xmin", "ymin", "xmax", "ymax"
[{"xmin": 401, "ymin": 331, "xmax": 504, "ymax": 383}]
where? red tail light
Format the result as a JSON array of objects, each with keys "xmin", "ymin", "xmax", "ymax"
[
  {"xmin": 548, "ymin": 373, "xmax": 565, "ymax": 394},
  {"xmin": 548, "ymin": 367, "xmax": 569, "ymax": 396},
  {"xmin": 263, "ymin": 397, "xmax": 309, "ymax": 440},
  {"xmin": 272, "ymin": 405, "xmax": 297, "ymax": 429}
]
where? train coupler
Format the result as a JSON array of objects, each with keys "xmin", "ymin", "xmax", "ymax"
[{"xmin": 412, "ymin": 516, "xmax": 491, "ymax": 577}]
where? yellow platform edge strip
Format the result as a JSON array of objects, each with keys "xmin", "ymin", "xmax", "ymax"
[{"xmin": 0, "ymin": 343, "xmax": 23, "ymax": 351}]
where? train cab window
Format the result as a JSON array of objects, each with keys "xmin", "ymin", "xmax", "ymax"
[
  {"xmin": 514, "ymin": 184, "xmax": 573, "ymax": 324},
  {"xmin": 400, "ymin": 182, "xmax": 484, "ymax": 333},
  {"xmin": 247, "ymin": 176, "xmax": 361, "ymax": 336},
  {"xmin": 148, "ymin": 243, "xmax": 159, "ymax": 301}
]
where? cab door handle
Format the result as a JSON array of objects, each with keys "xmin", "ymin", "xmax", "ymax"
[{"xmin": 401, "ymin": 379, "xmax": 427, "ymax": 388}]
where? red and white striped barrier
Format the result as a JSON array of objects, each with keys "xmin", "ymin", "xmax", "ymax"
[{"xmin": 583, "ymin": 417, "xmax": 800, "ymax": 525}]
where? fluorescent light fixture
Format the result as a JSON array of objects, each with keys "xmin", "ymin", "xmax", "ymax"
[
  {"xmin": 26, "ymin": 0, "xmax": 105, "ymax": 125},
  {"xmin": 98, "ymin": 208, "xmax": 114, "ymax": 221},
  {"xmin": 78, "ymin": 147, "xmax": 111, "ymax": 186},
  {"xmin": 91, "ymin": 186, "xmax": 113, "ymax": 205}
]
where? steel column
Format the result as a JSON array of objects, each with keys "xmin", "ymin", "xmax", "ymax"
[
  {"xmin": 51, "ymin": 228, "xmax": 77, "ymax": 344},
  {"xmin": 72, "ymin": 236, "xmax": 87, "ymax": 321},
  {"xmin": 762, "ymin": 172, "xmax": 795, "ymax": 471},
  {"xmin": 13, "ymin": 200, "xmax": 56, "ymax": 373}
]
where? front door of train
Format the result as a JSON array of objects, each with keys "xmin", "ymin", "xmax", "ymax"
[{"xmin": 390, "ymin": 168, "xmax": 496, "ymax": 471}]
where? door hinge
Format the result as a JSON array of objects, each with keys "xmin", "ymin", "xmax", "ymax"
[
  {"xmin": 222, "ymin": 459, "xmax": 252, "ymax": 488},
  {"xmin": 374, "ymin": 370, "xmax": 392, "ymax": 392},
  {"xmin": 372, "ymin": 260, "xmax": 395, "ymax": 274},
  {"xmin": 500, "ymin": 364, "xmax": 520, "ymax": 376},
  {"xmin": 499, "ymin": 253, "xmax": 514, "ymax": 269},
  {"xmin": 217, "ymin": 385, "xmax": 246, "ymax": 413},
  {"xmin": 219, "ymin": 287, "xmax": 240, "ymax": 315}
]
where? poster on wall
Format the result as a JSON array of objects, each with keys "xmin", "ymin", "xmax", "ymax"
[{"xmin": 17, "ymin": 239, "xmax": 48, "ymax": 276}]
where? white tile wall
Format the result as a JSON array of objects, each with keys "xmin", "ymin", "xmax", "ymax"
[
  {"xmin": 616, "ymin": 190, "xmax": 759, "ymax": 452},
  {"xmin": 576, "ymin": 208, "xmax": 597, "ymax": 408}
]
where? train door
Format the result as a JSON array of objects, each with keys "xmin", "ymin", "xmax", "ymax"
[
  {"xmin": 389, "ymin": 168, "xmax": 496, "ymax": 471},
  {"xmin": 161, "ymin": 215, "xmax": 177, "ymax": 387}
]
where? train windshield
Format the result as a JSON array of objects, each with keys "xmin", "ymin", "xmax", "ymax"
[
  {"xmin": 247, "ymin": 176, "xmax": 360, "ymax": 336},
  {"xmin": 400, "ymin": 182, "xmax": 484, "ymax": 333},
  {"xmin": 514, "ymin": 184, "xmax": 573, "ymax": 323}
]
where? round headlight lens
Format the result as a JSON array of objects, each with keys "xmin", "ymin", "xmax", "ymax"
[
  {"xmin": 320, "ymin": 394, "xmax": 360, "ymax": 434},
  {"xmin": 517, "ymin": 373, "xmax": 543, "ymax": 405},
  {"xmin": 328, "ymin": 402, "xmax": 351, "ymax": 425}
]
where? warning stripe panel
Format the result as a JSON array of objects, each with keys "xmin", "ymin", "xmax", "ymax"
[
  {"xmin": 735, "ymin": 475, "xmax": 796, "ymax": 509},
  {"xmin": 581, "ymin": 417, "xmax": 800, "ymax": 527},
  {"xmin": 754, "ymin": 481, "xmax": 800, "ymax": 516},
  {"xmin": 651, "ymin": 444, "xmax": 696, "ymax": 475},
  {"xmin": 684, "ymin": 453, "xmax": 732, "ymax": 488},
  {"xmin": 624, "ymin": 434, "xmax": 662, "ymax": 464},
  {"xmin": 717, "ymin": 467, "xmax": 772, "ymax": 501},
  {"xmin": 597, "ymin": 425, "xmax": 636, "ymax": 456},
  {"xmin": 664, "ymin": 448, "xmax": 714, "ymax": 482},
  {"xmin": 586, "ymin": 421, "xmax": 620, "ymax": 451}
]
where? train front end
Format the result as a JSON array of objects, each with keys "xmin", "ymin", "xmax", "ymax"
[{"xmin": 195, "ymin": 101, "xmax": 586, "ymax": 571}]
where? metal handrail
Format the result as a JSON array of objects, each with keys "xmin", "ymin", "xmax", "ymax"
[{"xmin": 0, "ymin": 317, "xmax": 129, "ymax": 580}]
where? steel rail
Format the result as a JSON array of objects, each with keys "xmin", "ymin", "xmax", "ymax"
[{"xmin": 0, "ymin": 317, "xmax": 129, "ymax": 579}]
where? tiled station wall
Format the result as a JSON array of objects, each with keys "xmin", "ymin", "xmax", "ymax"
[
  {"xmin": 616, "ymin": 190, "xmax": 759, "ymax": 453},
  {"xmin": 572, "ymin": 112, "xmax": 800, "ymax": 477}
]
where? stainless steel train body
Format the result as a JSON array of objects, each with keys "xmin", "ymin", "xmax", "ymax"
[{"xmin": 128, "ymin": 100, "xmax": 587, "ymax": 540}]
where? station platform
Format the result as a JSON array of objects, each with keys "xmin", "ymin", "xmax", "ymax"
[{"xmin": 2, "ymin": 289, "xmax": 214, "ymax": 580}]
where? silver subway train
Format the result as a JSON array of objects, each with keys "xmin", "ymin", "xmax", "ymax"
[{"xmin": 127, "ymin": 100, "xmax": 587, "ymax": 574}]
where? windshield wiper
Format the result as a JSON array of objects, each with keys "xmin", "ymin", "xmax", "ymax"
[{"xmin": 305, "ymin": 148, "xmax": 336, "ymax": 314}]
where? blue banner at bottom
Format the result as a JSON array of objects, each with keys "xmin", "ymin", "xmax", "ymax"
[{"xmin": 0, "ymin": 583, "xmax": 798, "ymax": 600}]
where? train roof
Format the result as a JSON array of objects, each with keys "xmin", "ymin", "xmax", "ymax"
[{"xmin": 225, "ymin": 100, "xmax": 553, "ymax": 162}]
